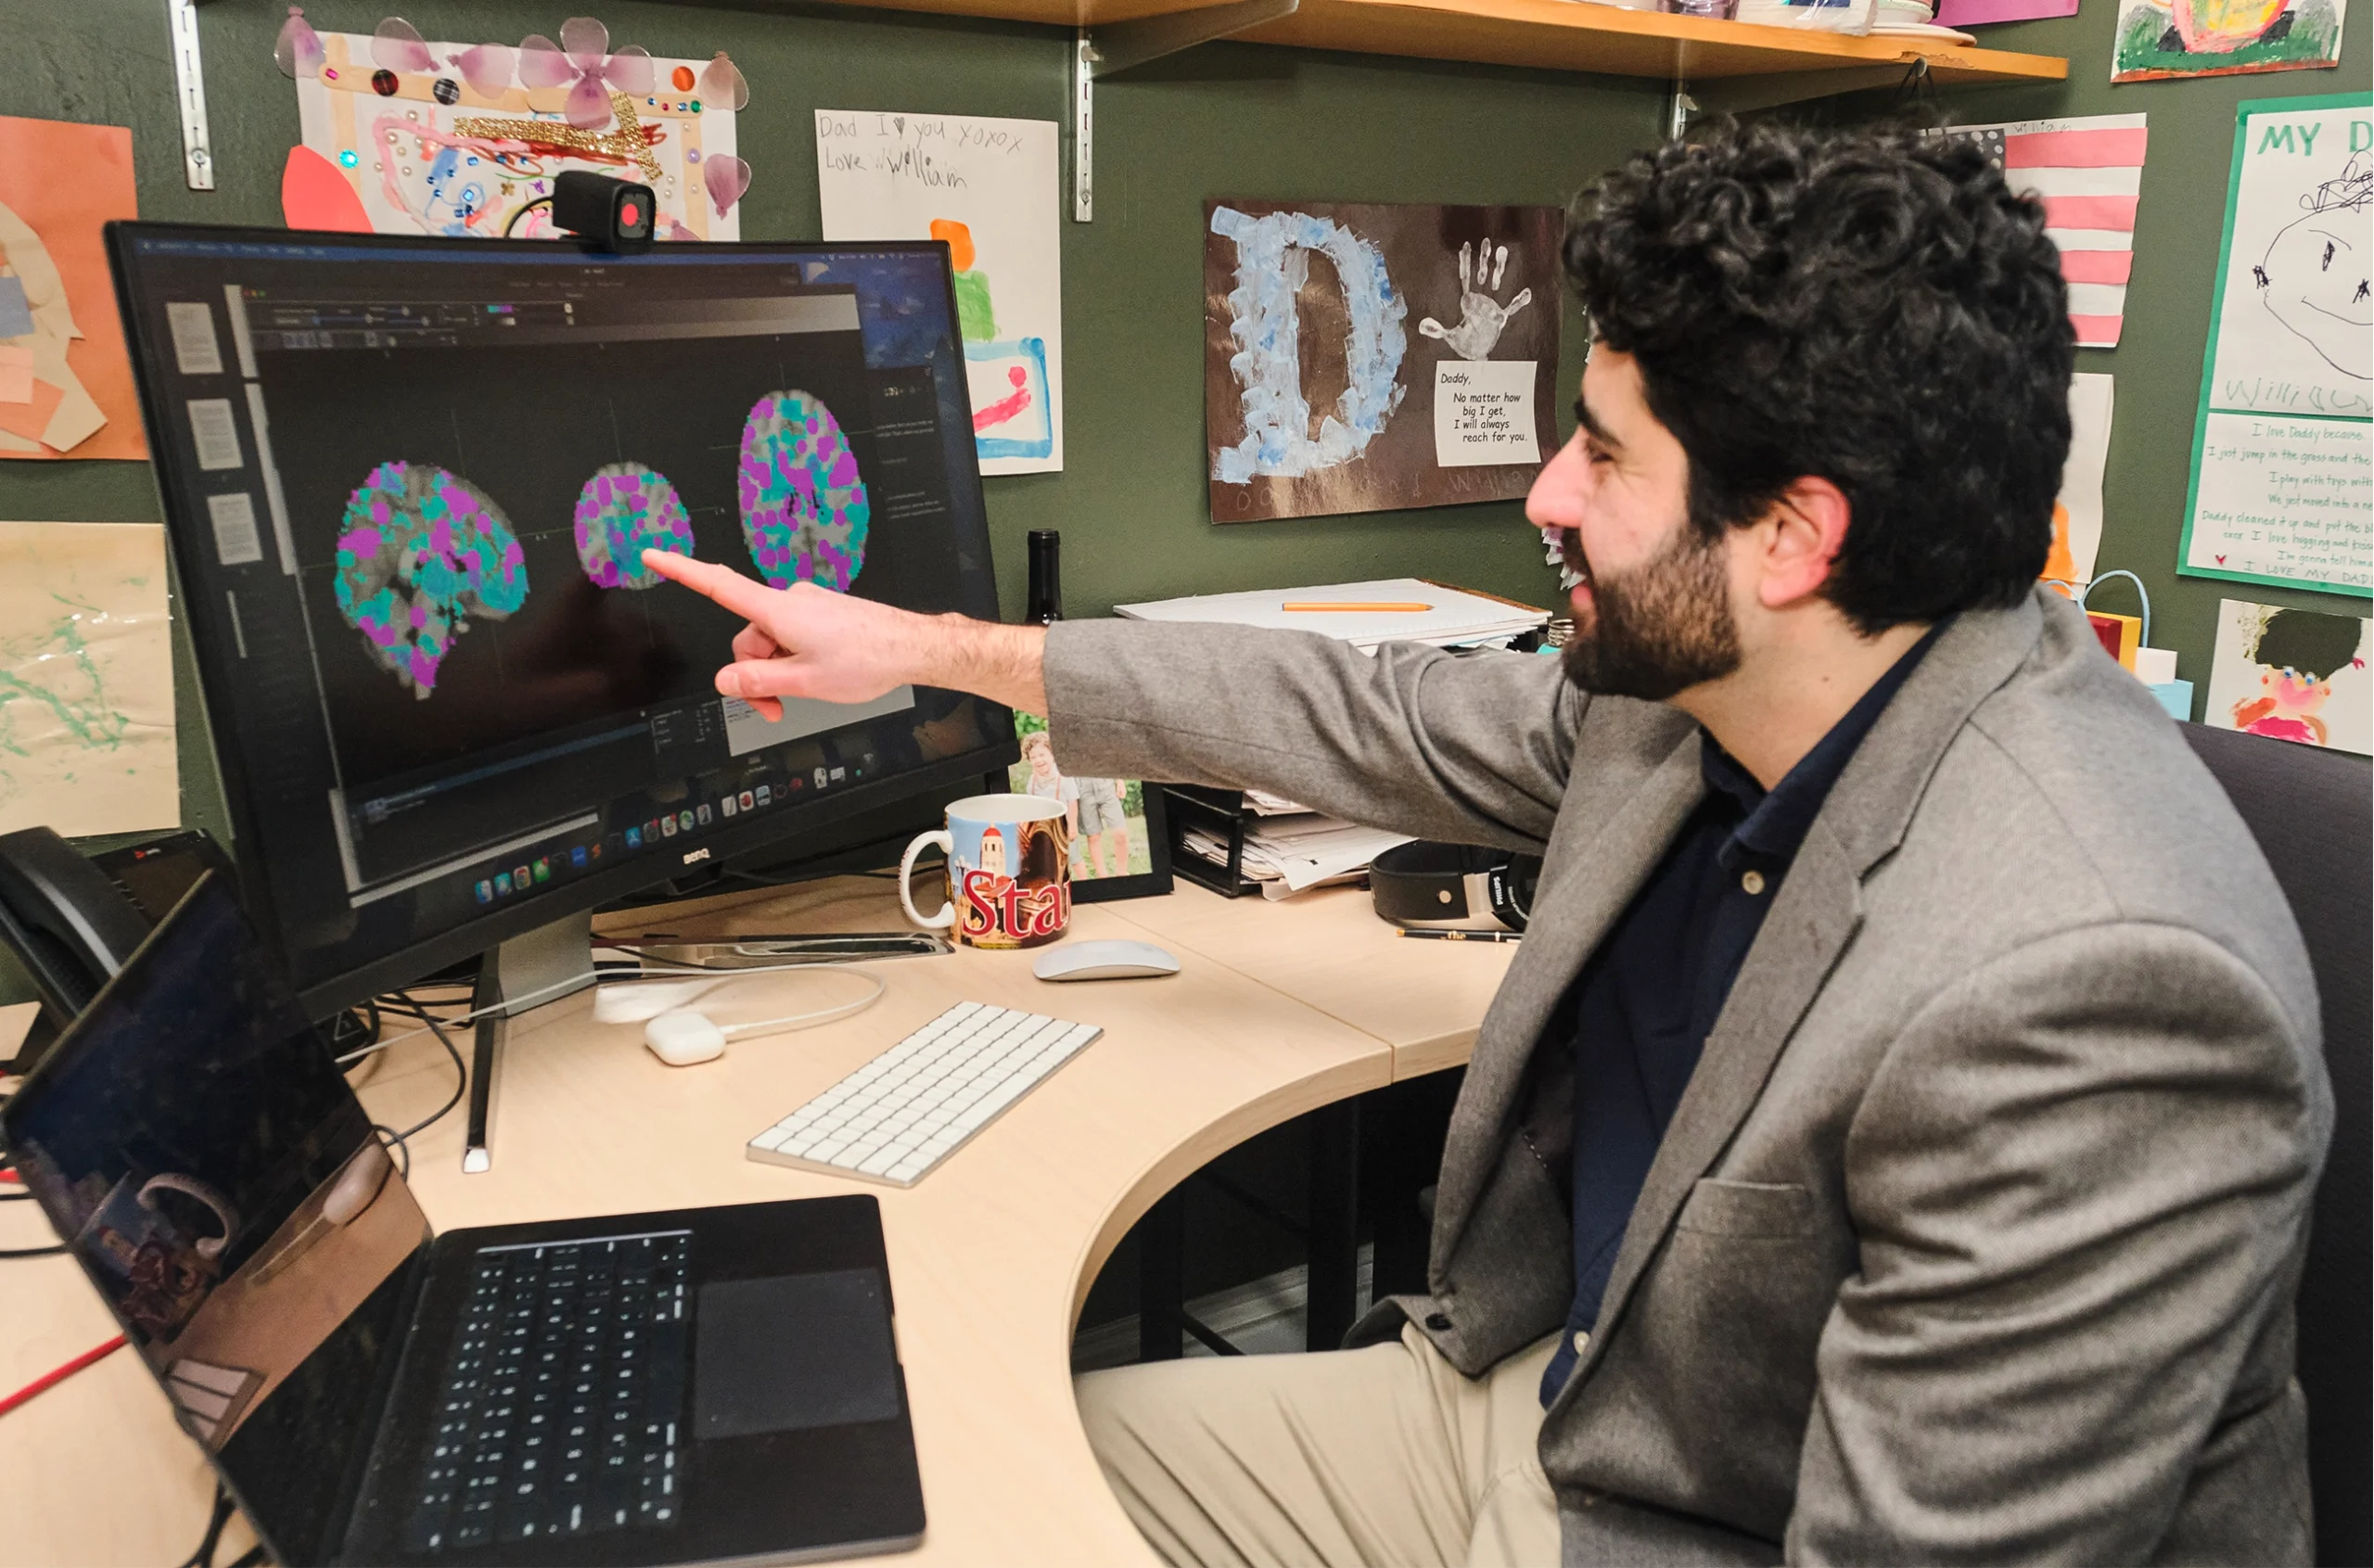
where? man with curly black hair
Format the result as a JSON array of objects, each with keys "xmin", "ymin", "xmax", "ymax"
[{"xmin": 650, "ymin": 120, "xmax": 2328, "ymax": 1566}]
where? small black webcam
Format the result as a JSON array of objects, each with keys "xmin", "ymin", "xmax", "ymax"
[{"xmin": 552, "ymin": 171, "xmax": 656, "ymax": 252}]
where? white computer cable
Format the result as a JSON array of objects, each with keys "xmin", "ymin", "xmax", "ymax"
[
  {"xmin": 642, "ymin": 969, "xmax": 889, "ymax": 1066},
  {"xmin": 337, "ymin": 955, "xmax": 883, "ymax": 1064},
  {"xmin": 591, "ymin": 975, "xmax": 730, "ymax": 1024}
]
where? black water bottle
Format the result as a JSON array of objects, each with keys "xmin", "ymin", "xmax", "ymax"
[{"xmin": 1025, "ymin": 529, "xmax": 1063, "ymax": 625}]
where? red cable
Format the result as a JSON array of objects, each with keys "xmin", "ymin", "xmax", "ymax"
[{"xmin": 0, "ymin": 1334, "xmax": 127, "ymax": 1418}]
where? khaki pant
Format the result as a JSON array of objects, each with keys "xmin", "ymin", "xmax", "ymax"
[{"xmin": 1075, "ymin": 1325, "xmax": 1562, "ymax": 1568}]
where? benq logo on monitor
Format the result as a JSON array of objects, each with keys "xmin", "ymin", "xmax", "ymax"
[{"xmin": 682, "ymin": 848, "xmax": 711, "ymax": 866}]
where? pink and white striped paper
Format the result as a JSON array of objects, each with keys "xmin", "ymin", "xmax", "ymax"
[{"xmin": 1954, "ymin": 114, "xmax": 2150, "ymax": 349}]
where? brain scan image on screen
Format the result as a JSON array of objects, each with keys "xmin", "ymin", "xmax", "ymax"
[
  {"xmin": 737, "ymin": 389, "xmax": 871, "ymax": 592},
  {"xmin": 572, "ymin": 462, "xmax": 694, "ymax": 590},
  {"xmin": 333, "ymin": 461, "xmax": 530, "ymax": 698}
]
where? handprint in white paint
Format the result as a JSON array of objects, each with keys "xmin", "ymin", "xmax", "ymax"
[{"xmin": 1419, "ymin": 242, "xmax": 1533, "ymax": 361}]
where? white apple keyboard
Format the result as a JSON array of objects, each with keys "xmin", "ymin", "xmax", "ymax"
[{"xmin": 745, "ymin": 1001, "xmax": 1102, "ymax": 1187}]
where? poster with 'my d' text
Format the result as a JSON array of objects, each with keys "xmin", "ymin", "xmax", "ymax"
[{"xmin": 2178, "ymin": 95, "xmax": 2372, "ymax": 598}]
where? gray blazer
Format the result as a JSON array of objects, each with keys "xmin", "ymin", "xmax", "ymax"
[{"xmin": 1044, "ymin": 590, "xmax": 2330, "ymax": 1565}]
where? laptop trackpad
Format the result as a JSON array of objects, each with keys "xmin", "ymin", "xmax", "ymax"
[{"xmin": 693, "ymin": 1270, "xmax": 901, "ymax": 1439}]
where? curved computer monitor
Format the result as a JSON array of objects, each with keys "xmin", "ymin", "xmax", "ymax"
[{"xmin": 108, "ymin": 223, "xmax": 1015, "ymax": 1018}]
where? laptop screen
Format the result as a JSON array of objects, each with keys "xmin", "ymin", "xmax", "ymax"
[{"xmin": 3, "ymin": 873, "xmax": 431, "ymax": 1564}]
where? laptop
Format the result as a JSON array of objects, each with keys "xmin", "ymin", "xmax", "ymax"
[{"xmin": 1, "ymin": 873, "xmax": 925, "ymax": 1566}]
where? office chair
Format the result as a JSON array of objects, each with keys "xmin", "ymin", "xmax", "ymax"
[{"xmin": 2182, "ymin": 723, "xmax": 2371, "ymax": 1568}]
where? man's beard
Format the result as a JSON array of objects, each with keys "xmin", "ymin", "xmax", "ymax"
[{"xmin": 1559, "ymin": 520, "xmax": 1742, "ymax": 701}]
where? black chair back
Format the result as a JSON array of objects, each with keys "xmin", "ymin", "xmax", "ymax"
[{"xmin": 2182, "ymin": 723, "xmax": 2370, "ymax": 1568}]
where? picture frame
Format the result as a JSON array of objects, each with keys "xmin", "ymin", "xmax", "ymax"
[{"xmin": 1009, "ymin": 714, "xmax": 1173, "ymax": 903}]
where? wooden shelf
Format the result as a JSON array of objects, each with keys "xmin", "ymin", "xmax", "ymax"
[
  {"xmin": 846, "ymin": 0, "xmax": 2068, "ymax": 96},
  {"xmin": 1257, "ymin": 0, "xmax": 2064, "ymax": 89}
]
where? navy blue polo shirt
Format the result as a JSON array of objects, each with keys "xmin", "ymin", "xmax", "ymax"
[{"xmin": 1539, "ymin": 622, "xmax": 1947, "ymax": 1407}]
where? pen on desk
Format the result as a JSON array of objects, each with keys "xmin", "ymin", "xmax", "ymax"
[
  {"xmin": 1396, "ymin": 927, "xmax": 1521, "ymax": 943},
  {"xmin": 1282, "ymin": 602, "xmax": 1435, "ymax": 613}
]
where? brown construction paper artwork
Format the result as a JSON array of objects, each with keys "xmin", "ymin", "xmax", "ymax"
[{"xmin": 1205, "ymin": 200, "xmax": 1560, "ymax": 524}]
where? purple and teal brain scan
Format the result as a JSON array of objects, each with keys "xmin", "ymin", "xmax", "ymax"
[
  {"xmin": 736, "ymin": 389, "xmax": 870, "ymax": 591},
  {"xmin": 333, "ymin": 461, "xmax": 529, "ymax": 699},
  {"xmin": 572, "ymin": 462, "xmax": 693, "ymax": 589}
]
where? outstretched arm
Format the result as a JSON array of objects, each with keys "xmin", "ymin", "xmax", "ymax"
[
  {"xmin": 643, "ymin": 551, "xmax": 1048, "ymax": 719},
  {"xmin": 646, "ymin": 549, "xmax": 1615, "ymax": 852}
]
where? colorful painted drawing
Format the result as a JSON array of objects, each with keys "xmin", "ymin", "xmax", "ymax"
[
  {"xmin": 2225, "ymin": 611, "xmax": 2360, "ymax": 741},
  {"xmin": 965, "ymin": 339, "xmax": 1053, "ymax": 462},
  {"xmin": 572, "ymin": 463, "xmax": 692, "ymax": 589},
  {"xmin": 2205, "ymin": 599, "xmax": 2372, "ymax": 755},
  {"xmin": 814, "ymin": 110, "xmax": 1064, "ymax": 475},
  {"xmin": 296, "ymin": 32, "xmax": 741, "ymax": 241},
  {"xmin": 931, "ymin": 216, "xmax": 1054, "ymax": 463},
  {"xmin": 737, "ymin": 390, "xmax": 871, "ymax": 592},
  {"xmin": 2112, "ymin": 0, "xmax": 2347, "ymax": 82},
  {"xmin": 333, "ymin": 462, "xmax": 530, "ymax": 698},
  {"xmin": 936, "ymin": 218, "xmax": 998, "ymax": 340}
]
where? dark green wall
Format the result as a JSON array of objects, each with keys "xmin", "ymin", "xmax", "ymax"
[
  {"xmin": 5, "ymin": 0, "xmax": 2368, "ymax": 856},
  {"xmin": 6, "ymin": 0, "xmax": 1661, "ymax": 848},
  {"xmin": 1922, "ymin": 0, "xmax": 2369, "ymax": 708}
]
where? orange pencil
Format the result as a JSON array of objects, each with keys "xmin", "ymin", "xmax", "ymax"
[{"xmin": 1281, "ymin": 602, "xmax": 1434, "ymax": 613}]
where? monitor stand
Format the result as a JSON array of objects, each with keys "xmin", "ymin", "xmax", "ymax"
[
  {"xmin": 454, "ymin": 914, "xmax": 952, "ymax": 1172},
  {"xmin": 461, "ymin": 911, "xmax": 597, "ymax": 1174}
]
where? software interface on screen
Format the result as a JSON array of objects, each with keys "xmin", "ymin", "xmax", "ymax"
[{"xmin": 117, "ymin": 234, "xmax": 1008, "ymax": 1000}]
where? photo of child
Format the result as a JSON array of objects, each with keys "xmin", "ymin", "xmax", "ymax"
[
  {"xmin": 1012, "ymin": 718, "xmax": 1154, "ymax": 881},
  {"xmin": 2206, "ymin": 599, "xmax": 2372, "ymax": 757}
]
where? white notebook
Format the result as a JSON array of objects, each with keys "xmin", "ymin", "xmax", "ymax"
[{"xmin": 1114, "ymin": 579, "xmax": 1548, "ymax": 651}]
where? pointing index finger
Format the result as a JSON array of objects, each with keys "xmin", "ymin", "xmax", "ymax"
[{"xmin": 642, "ymin": 550, "xmax": 781, "ymax": 625}]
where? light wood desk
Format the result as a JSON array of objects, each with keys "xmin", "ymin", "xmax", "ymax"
[
  {"xmin": 1103, "ymin": 883, "xmax": 1514, "ymax": 1081},
  {"xmin": 3, "ymin": 877, "xmax": 1511, "ymax": 1567}
]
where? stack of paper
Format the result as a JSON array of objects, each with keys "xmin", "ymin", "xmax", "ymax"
[
  {"xmin": 1734, "ymin": 0, "xmax": 1875, "ymax": 30},
  {"xmin": 1116, "ymin": 579, "xmax": 1548, "ymax": 654},
  {"xmin": 1181, "ymin": 809, "xmax": 1414, "ymax": 900}
]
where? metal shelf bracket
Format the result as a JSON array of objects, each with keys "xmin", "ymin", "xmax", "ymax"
[
  {"xmin": 169, "ymin": 0, "xmax": 216, "ymax": 190},
  {"xmin": 1073, "ymin": 31, "xmax": 1096, "ymax": 222},
  {"xmin": 1073, "ymin": 0, "xmax": 1301, "ymax": 221}
]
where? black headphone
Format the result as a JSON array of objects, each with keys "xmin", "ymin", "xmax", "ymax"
[{"xmin": 1368, "ymin": 842, "xmax": 1540, "ymax": 934}]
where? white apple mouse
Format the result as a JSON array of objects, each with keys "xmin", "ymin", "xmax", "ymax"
[{"xmin": 1033, "ymin": 939, "xmax": 1181, "ymax": 982}]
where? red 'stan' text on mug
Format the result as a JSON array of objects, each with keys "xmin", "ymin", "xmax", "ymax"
[{"xmin": 898, "ymin": 793, "xmax": 1072, "ymax": 950}]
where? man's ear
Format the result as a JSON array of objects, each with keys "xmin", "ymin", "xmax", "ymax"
[{"xmin": 1754, "ymin": 477, "xmax": 1851, "ymax": 611}]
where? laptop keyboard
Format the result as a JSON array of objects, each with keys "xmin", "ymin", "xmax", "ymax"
[{"xmin": 402, "ymin": 1231, "xmax": 691, "ymax": 1552}]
